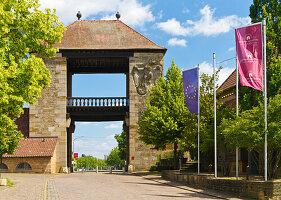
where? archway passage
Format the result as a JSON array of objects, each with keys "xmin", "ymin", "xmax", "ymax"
[
  {"xmin": 29, "ymin": 19, "xmax": 166, "ymax": 173},
  {"xmin": 65, "ymin": 52, "xmax": 130, "ymax": 172}
]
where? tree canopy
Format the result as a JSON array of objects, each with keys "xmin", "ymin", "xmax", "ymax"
[
  {"xmin": 0, "ymin": 0, "xmax": 64, "ymax": 159},
  {"xmin": 138, "ymin": 60, "xmax": 190, "ymax": 168},
  {"xmin": 221, "ymin": 94, "xmax": 281, "ymax": 178},
  {"xmin": 106, "ymin": 147, "xmax": 124, "ymax": 168},
  {"xmin": 75, "ymin": 156, "xmax": 105, "ymax": 170},
  {"xmin": 114, "ymin": 131, "xmax": 126, "ymax": 161}
]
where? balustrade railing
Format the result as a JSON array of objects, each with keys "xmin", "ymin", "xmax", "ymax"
[{"xmin": 67, "ymin": 97, "xmax": 129, "ymax": 107}]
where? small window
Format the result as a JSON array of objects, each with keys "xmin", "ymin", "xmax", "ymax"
[
  {"xmin": 16, "ymin": 162, "xmax": 32, "ymax": 170},
  {"xmin": 0, "ymin": 163, "xmax": 8, "ymax": 171}
]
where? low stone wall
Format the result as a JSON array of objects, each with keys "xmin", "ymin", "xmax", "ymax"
[{"xmin": 162, "ymin": 170, "xmax": 281, "ymax": 200}]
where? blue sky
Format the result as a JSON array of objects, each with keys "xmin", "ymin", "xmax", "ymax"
[{"xmin": 39, "ymin": 0, "xmax": 253, "ymax": 159}]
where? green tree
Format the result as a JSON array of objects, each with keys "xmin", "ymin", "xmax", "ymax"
[
  {"xmin": 239, "ymin": 0, "xmax": 281, "ymax": 111},
  {"xmin": 75, "ymin": 156, "xmax": 105, "ymax": 170},
  {"xmin": 138, "ymin": 60, "xmax": 190, "ymax": 169},
  {"xmin": 0, "ymin": 0, "xmax": 64, "ymax": 165},
  {"xmin": 182, "ymin": 70, "xmax": 235, "ymax": 168},
  {"xmin": 106, "ymin": 147, "xmax": 123, "ymax": 168},
  {"xmin": 114, "ymin": 131, "xmax": 126, "ymax": 161},
  {"xmin": 221, "ymin": 94, "xmax": 281, "ymax": 179}
]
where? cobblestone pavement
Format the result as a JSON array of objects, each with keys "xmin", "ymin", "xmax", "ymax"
[
  {"xmin": 0, "ymin": 172, "xmax": 248, "ymax": 200},
  {"xmin": 0, "ymin": 173, "xmax": 55, "ymax": 200}
]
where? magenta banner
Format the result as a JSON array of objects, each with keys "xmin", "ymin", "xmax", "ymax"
[{"xmin": 235, "ymin": 23, "xmax": 263, "ymax": 91}]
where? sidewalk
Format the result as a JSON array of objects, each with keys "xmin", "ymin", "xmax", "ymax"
[{"xmin": 133, "ymin": 172, "xmax": 250, "ymax": 200}]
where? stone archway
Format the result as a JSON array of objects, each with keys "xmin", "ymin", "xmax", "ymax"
[{"xmin": 29, "ymin": 20, "xmax": 166, "ymax": 173}]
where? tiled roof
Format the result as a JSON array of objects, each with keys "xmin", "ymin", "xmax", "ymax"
[
  {"xmin": 3, "ymin": 137, "xmax": 57, "ymax": 158},
  {"xmin": 55, "ymin": 20, "xmax": 166, "ymax": 51},
  {"xmin": 217, "ymin": 69, "xmax": 236, "ymax": 91}
]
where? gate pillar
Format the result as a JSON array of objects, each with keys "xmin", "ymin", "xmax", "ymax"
[
  {"xmin": 128, "ymin": 52, "xmax": 164, "ymax": 171},
  {"xmin": 29, "ymin": 53, "xmax": 67, "ymax": 173}
]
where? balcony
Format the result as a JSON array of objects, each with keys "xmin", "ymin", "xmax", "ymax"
[{"xmin": 67, "ymin": 97, "xmax": 129, "ymax": 121}]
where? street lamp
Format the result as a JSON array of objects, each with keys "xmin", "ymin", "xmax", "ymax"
[{"xmin": 73, "ymin": 136, "xmax": 84, "ymax": 159}]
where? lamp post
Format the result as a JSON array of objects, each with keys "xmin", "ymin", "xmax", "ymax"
[{"xmin": 72, "ymin": 136, "xmax": 84, "ymax": 169}]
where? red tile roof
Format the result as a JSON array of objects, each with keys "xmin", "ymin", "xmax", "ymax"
[
  {"xmin": 217, "ymin": 69, "xmax": 236, "ymax": 91},
  {"xmin": 3, "ymin": 137, "xmax": 57, "ymax": 158},
  {"xmin": 55, "ymin": 20, "xmax": 166, "ymax": 51}
]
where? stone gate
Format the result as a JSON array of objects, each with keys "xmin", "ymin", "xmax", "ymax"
[{"xmin": 29, "ymin": 19, "xmax": 166, "ymax": 173}]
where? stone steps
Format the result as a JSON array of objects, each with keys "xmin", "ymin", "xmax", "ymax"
[{"xmin": 180, "ymin": 161, "xmax": 198, "ymax": 173}]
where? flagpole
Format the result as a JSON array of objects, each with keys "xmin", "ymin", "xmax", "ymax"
[
  {"xmin": 198, "ymin": 64, "xmax": 200, "ymax": 175},
  {"xmin": 236, "ymin": 58, "xmax": 239, "ymax": 181},
  {"xmin": 213, "ymin": 52, "xmax": 217, "ymax": 178},
  {"xmin": 263, "ymin": 18, "xmax": 268, "ymax": 182}
]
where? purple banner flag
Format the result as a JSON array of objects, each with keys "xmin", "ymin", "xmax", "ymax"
[
  {"xmin": 235, "ymin": 23, "xmax": 263, "ymax": 91},
  {"xmin": 183, "ymin": 67, "xmax": 198, "ymax": 113}
]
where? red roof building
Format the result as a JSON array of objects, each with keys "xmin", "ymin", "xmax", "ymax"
[
  {"xmin": 55, "ymin": 20, "xmax": 166, "ymax": 51},
  {"xmin": 218, "ymin": 69, "xmax": 236, "ymax": 109}
]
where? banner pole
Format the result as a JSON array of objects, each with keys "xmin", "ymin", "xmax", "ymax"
[
  {"xmin": 198, "ymin": 64, "xmax": 200, "ymax": 175},
  {"xmin": 236, "ymin": 58, "xmax": 239, "ymax": 180},
  {"xmin": 263, "ymin": 18, "xmax": 268, "ymax": 182},
  {"xmin": 213, "ymin": 53, "xmax": 217, "ymax": 178}
]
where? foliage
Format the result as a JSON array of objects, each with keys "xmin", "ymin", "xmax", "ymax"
[
  {"xmin": 114, "ymin": 131, "xmax": 126, "ymax": 161},
  {"xmin": 6, "ymin": 177, "xmax": 15, "ymax": 187},
  {"xmin": 180, "ymin": 68, "xmax": 235, "ymax": 165},
  {"xmin": 138, "ymin": 60, "xmax": 189, "ymax": 157},
  {"xmin": 221, "ymin": 94, "xmax": 281, "ymax": 178},
  {"xmin": 106, "ymin": 147, "xmax": 124, "ymax": 168},
  {"xmin": 75, "ymin": 156, "xmax": 105, "ymax": 170},
  {"xmin": 138, "ymin": 60, "xmax": 191, "ymax": 169},
  {"xmin": 239, "ymin": 0, "xmax": 281, "ymax": 111},
  {"xmin": 0, "ymin": 0, "xmax": 64, "ymax": 160}
]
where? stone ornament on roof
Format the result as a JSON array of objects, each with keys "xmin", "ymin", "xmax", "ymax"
[{"xmin": 132, "ymin": 58, "xmax": 163, "ymax": 95}]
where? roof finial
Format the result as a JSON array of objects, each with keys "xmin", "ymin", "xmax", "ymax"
[
  {"xmin": 77, "ymin": 11, "xmax": 82, "ymax": 20},
  {"xmin": 116, "ymin": 11, "xmax": 121, "ymax": 20}
]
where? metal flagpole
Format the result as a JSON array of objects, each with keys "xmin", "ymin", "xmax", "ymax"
[
  {"xmin": 198, "ymin": 64, "xmax": 200, "ymax": 175},
  {"xmin": 263, "ymin": 18, "xmax": 268, "ymax": 181},
  {"xmin": 213, "ymin": 53, "xmax": 217, "ymax": 178},
  {"xmin": 236, "ymin": 58, "xmax": 239, "ymax": 181}
]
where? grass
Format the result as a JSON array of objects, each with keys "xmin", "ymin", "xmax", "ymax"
[{"xmin": 5, "ymin": 178, "xmax": 15, "ymax": 187}]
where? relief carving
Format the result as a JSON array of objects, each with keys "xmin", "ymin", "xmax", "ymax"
[{"xmin": 132, "ymin": 58, "xmax": 163, "ymax": 95}]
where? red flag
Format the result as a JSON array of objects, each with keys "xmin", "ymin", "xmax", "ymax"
[{"xmin": 235, "ymin": 23, "xmax": 263, "ymax": 91}]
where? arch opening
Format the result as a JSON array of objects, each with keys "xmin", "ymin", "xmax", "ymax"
[{"xmin": 16, "ymin": 162, "xmax": 32, "ymax": 170}]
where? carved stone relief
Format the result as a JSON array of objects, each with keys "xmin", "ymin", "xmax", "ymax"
[{"xmin": 132, "ymin": 58, "xmax": 163, "ymax": 95}]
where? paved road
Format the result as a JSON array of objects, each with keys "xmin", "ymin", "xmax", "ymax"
[{"xmin": 0, "ymin": 172, "xmax": 246, "ymax": 200}]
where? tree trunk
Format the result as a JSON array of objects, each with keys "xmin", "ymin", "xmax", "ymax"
[
  {"xmin": 0, "ymin": 154, "xmax": 2, "ymax": 178},
  {"xmin": 173, "ymin": 143, "xmax": 178, "ymax": 170}
]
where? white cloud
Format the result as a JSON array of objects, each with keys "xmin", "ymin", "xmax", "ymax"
[
  {"xmin": 198, "ymin": 61, "xmax": 234, "ymax": 86},
  {"xmin": 39, "ymin": 0, "xmax": 154, "ymax": 27},
  {"xmin": 104, "ymin": 122, "xmax": 123, "ymax": 129},
  {"xmin": 157, "ymin": 5, "xmax": 250, "ymax": 36},
  {"xmin": 182, "ymin": 8, "xmax": 190, "ymax": 14},
  {"xmin": 75, "ymin": 136, "xmax": 117, "ymax": 159},
  {"xmin": 228, "ymin": 47, "xmax": 235, "ymax": 52},
  {"xmin": 168, "ymin": 38, "xmax": 187, "ymax": 47},
  {"xmin": 157, "ymin": 10, "xmax": 164, "ymax": 20},
  {"xmin": 157, "ymin": 18, "xmax": 189, "ymax": 36},
  {"xmin": 77, "ymin": 122, "xmax": 101, "ymax": 126}
]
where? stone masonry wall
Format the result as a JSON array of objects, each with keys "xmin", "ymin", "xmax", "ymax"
[
  {"xmin": 162, "ymin": 170, "xmax": 281, "ymax": 200},
  {"xmin": 29, "ymin": 53, "xmax": 67, "ymax": 173},
  {"xmin": 128, "ymin": 52, "xmax": 164, "ymax": 171},
  {"xmin": 2, "ymin": 157, "xmax": 52, "ymax": 173}
]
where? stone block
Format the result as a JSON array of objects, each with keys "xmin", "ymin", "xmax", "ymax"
[{"xmin": 0, "ymin": 179, "xmax": 7, "ymax": 186}]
